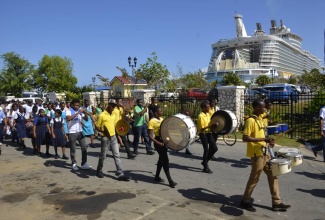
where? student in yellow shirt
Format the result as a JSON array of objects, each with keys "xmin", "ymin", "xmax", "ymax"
[
  {"xmin": 197, "ymin": 101, "xmax": 218, "ymax": 174},
  {"xmin": 95, "ymin": 99, "xmax": 130, "ymax": 181},
  {"xmin": 148, "ymin": 105, "xmax": 177, "ymax": 188},
  {"xmin": 241, "ymin": 99, "xmax": 290, "ymax": 212},
  {"xmin": 113, "ymin": 98, "xmax": 136, "ymax": 159}
]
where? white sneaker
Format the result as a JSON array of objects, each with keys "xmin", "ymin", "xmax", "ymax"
[
  {"xmin": 0, "ymin": 142, "xmax": 2, "ymax": 146},
  {"xmin": 72, "ymin": 163, "xmax": 79, "ymax": 171},
  {"xmin": 80, "ymin": 163, "xmax": 92, "ymax": 170}
]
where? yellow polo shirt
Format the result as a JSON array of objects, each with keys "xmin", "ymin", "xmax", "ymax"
[
  {"xmin": 260, "ymin": 111, "xmax": 268, "ymax": 127},
  {"xmin": 208, "ymin": 108, "xmax": 215, "ymax": 118},
  {"xmin": 148, "ymin": 117, "xmax": 163, "ymax": 137},
  {"xmin": 197, "ymin": 112, "xmax": 211, "ymax": 133},
  {"xmin": 243, "ymin": 115, "xmax": 266, "ymax": 157},
  {"xmin": 112, "ymin": 106, "xmax": 124, "ymax": 124},
  {"xmin": 96, "ymin": 110, "xmax": 116, "ymax": 137}
]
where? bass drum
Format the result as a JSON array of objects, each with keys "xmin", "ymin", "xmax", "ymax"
[
  {"xmin": 160, "ymin": 114, "xmax": 197, "ymax": 151},
  {"xmin": 210, "ymin": 110, "xmax": 238, "ymax": 135}
]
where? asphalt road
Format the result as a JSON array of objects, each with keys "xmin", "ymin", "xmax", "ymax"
[{"xmin": 0, "ymin": 136, "xmax": 324, "ymax": 220}]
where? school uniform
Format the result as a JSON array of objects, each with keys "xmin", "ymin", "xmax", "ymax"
[{"xmin": 51, "ymin": 118, "xmax": 66, "ymax": 147}]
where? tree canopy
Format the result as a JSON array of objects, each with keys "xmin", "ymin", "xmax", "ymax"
[
  {"xmin": 220, "ymin": 72, "xmax": 243, "ymax": 86},
  {"xmin": 0, "ymin": 52, "xmax": 35, "ymax": 97},
  {"xmin": 301, "ymin": 68, "xmax": 325, "ymax": 91},
  {"xmin": 33, "ymin": 55, "xmax": 77, "ymax": 93},
  {"xmin": 135, "ymin": 52, "xmax": 169, "ymax": 91},
  {"xmin": 255, "ymin": 75, "xmax": 271, "ymax": 86}
]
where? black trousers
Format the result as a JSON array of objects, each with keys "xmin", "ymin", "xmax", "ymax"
[
  {"xmin": 199, "ymin": 133, "xmax": 218, "ymax": 166},
  {"xmin": 154, "ymin": 137, "xmax": 169, "ymax": 172}
]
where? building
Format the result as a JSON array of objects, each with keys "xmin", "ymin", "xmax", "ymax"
[{"xmin": 110, "ymin": 76, "xmax": 147, "ymax": 97}]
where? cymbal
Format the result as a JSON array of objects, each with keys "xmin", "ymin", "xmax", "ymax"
[
  {"xmin": 210, "ymin": 115, "xmax": 226, "ymax": 133},
  {"xmin": 116, "ymin": 119, "xmax": 130, "ymax": 136}
]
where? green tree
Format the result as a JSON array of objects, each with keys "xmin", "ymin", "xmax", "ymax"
[
  {"xmin": 135, "ymin": 52, "xmax": 170, "ymax": 92},
  {"xmin": 179, "ymin": 69, "xmax": 209, "ymax": 89},
  {"xmin": 255, "ymin": 75, "xmax": 271, "ymax": 86},
  {"xmin": 287, "ymin": 75, "xmax": 297, "ymax": 84},
  {"xmin": 96, "ymin": 74, "xmax": 110, "ymax": 86},
  {"xmin": 220, "ymin": 72, "xmax": 243, "ymax": 86},
  {"xmin": 34, "ymin": 55, "xmax": 77, "ymax": 93},
  {"xmin": 301, "ymin": 69, "xmax": 325, "ymax": 91},
  {"xmin": 0, "ymin": 52, "xmax": 35, "ymax": 97}
]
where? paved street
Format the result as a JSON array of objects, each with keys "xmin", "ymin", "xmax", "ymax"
[{"xmin": 0, "ymin": 136, "xmax": 324, "ymax": 220}]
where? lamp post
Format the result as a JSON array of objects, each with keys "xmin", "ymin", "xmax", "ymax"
[
  {"xmin": 128, "ymin": 56, "xmax": 137, "ymax": 92},
  {"xmin": 92, "ymin": 77, "xmax": 96, "ymax": 90}
]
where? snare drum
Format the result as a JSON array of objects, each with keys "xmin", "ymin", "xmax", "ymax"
[
  {"xmin": 284, "ymin": 152, "xmax": 303, "ymax": 167},
  {"xmin": 160, "ymin": 114, "xmax": 197, "ymax": 151},
  {"xmin": 277, "ymin": 148, "xmax": 301, "ymax": 156},
  {"xmin": 270, "ymin": 158, "xmax": 292, "ymax": 177},
  {"xmin": 266, "ymin": 125, "xmax": 281, "ymax": 135},
  {"xmin": 210, "ymin": 110, "xmax": 238, "ymax": 135},
  {"xmin": 277, "ymin": 123, "xmax": 288, "ymax": 133}
]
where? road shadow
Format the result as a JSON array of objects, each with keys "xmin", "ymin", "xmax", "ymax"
[
  {"xmin": 296, "ymin": 188, "xmax": 325, "ymax": 198},
  {"xmin": 44, "ymin": 160, "xmax": 96, "ymax": 179},
  {"xmin": 295, "ymin": 171, "xmax": 325, "ymax": 180},
  {"xmin": 124, "ymin": 170, "xmax": 175, "ymax": 187},
  {"xmin": 169, "ymin": 150, "xmax": 202, "ymax": 160},
  {"xmin": 215, "ymin": 157, "xmax": 250, "ymax": 168},
  {"xmin": 169, "ymin": 162, "xmax": 202, "ymax": 173},
  {"xmin": 178, "ymin": 188, "xmax": 245, "ymax": 216}
]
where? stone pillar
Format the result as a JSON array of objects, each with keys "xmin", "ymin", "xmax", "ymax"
[
  {"xmin": 217, "ymin": 86, "xmax": 245, "ymax": 131},
  {"xmin": 82, "ymin": 92, "xmax": 102, "ymax": 107}
]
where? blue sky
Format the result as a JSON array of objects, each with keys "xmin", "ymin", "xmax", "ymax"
[{"xmin": 1, "ymin": 0, "xmax": 324, "ymax": 86}]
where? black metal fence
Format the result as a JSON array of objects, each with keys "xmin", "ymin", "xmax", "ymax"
[{"xmin": 243, "ymin": 91, "xmax": 325, "ymax": 141}]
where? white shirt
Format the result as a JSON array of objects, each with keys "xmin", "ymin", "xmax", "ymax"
[
  {"xmin": 23, "ymin": 104, "xmax": 33, "ymax": 114},
  {"xmin": 7, "ymin": 110, "xmax": 18, "ymax": 125},
  {"xmin": 320, "ymin": 106, "xmax": 325, "ymax": 130},
  {"xmin": 65, "ymin": 108, "xmax": 85, "ymax": 133}
]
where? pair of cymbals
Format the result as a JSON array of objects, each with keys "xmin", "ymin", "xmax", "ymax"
[
  {"xmin": 210, "ymin": 115, "xmax": 226, "ymax": 133},
  {"xmin": 116, "ymin": 119, "xmax": 130, "ymax": 136}
]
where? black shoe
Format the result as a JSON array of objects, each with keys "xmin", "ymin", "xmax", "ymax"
[
  {"xmin": 118, "ymin": 175, "xmax": 130, "ymax": 181},
  {"xmin": 147, "ymin": 151, "xmax": 155, "ymax": 155},
  {"xmin": 133, "ymin": 151, "xmax": 139, "ymax": 155},
  {"xmin": 169, "ymin": 181, "xmax": 177, "ymax": 188},
  {"xmin": 210, "ymin": 156, "xmax": 217, "ymax": 161},
  {"xmin": 128, "ymin": 154, "xmax": 137, "ymax": 159},
  {"xmin": 96, "ymin": 169, "xmax": 104, "ymax": 178},
  {"xmin": 312, "ymin": 148, "xmax": 318, "ymax": 157},
  {"xmin": 33, "ymin": 149, "xmax": 37, "ymax": 155},
  {"xmin": 22, "ymin": 144, "xmax": 26, "ymax": 149},
  {"xmin": 45, "ymin": 152, "xmax": 52, "ymax": 157},
  {"xmin": 62, "ymin": 154, "xmax": 69, "ymax": 160},
  {"xmin": 272, "ymin": 203, "xmax": 291, "ymax": 212},
  {"xmin": 240, "ymin": 201, "xmax": 256, "ymax": 212},
  {"xmin": 154, "ymin": 177, "xmax": 165, "ymax": 183},
  {"xmin": 54, "ymin": 154, "xmax": 59, "ymax": 159},
  {"xmin": 185, "ymin": 149, "xmax": 193, "ymax": 155},
  {"xmin": 202, "ymin": 167, "xmax": 213, "ymax": 174},
  {"xmin": 38, "ymin": 152, "xmax": 42, "ymax": 157}
]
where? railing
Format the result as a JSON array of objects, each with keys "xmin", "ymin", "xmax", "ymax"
[{"xmin": 242, "ymin": 91, "xmax": 325, "ymax": 141}]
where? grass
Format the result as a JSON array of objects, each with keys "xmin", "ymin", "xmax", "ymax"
[{"xmin": 235, "ymin": 132, "xmax": 305, "ymax": 148}]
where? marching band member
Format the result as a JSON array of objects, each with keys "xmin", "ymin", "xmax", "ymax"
[
  {"xmin": 66, "ymin": 99, "xmax": 91, "ymax": 171},
  {"xmin": 208, "ymin": 98, "xmax": 220, "ymax": 161},
  {"xmin": 197, "ymin": 101, "xmax": 218, "ymax": 174},
  {"xmin": 148, "ymin": 105, "xmax": 177, "ymax": 188},
  {"xmin": 113, "ymin": 98, "xmax": 136, "ymax": 159},
  {"xmin": 95, "ymin": 99, "xmax": 130, "ymax": 181},
  {"xmin": 240, "ymin": 99, "xmax": 290, "ymax": 212}
]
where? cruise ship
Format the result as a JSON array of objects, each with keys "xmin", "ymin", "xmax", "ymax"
[{"xmin": 205, "ymin": 13, "xmax": 322, "ymax": 84}]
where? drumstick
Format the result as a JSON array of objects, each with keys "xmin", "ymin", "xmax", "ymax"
[{"xmin": 274, "ymin": 128, "xmax": 292, "ymax": 142}]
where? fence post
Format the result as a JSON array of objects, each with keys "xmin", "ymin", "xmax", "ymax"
[{"xmin": 290, "ymin": 93, "xmax": 293, "ymax": 139}]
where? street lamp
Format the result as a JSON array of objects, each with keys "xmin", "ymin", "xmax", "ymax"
[
  {"xmin": 92, "ymin": 77, "xmax": 96, "ymax": 89},
  {"xmin": 128, "ymin": 56, "xmax": 137, "ymax": 77}
]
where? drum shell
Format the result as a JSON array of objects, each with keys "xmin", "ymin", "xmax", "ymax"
[
  {"xmin": 277, "ymin": 123, "xmax": 288, "ymax": 133},
  {"xmin": 270, "ymin": 158, "xmax": 292, "ymax": 177},
  {"xmin": 211, "ymin": 110, "xmax": 238, "ymax": 135},
  {"xmin": 277, "ymin": 148, "xmax": 301, "ymax": 156},
  {"xmin": 284, "ymin": 152, "xmax": 303, "ymax": 167},
  {"xmin": 160, "ymin": 114, "xmax": 197, "ymax": 151},
  {"xmin": 266, "ymin": 125, "xmax": 281, "ymax": 135}
]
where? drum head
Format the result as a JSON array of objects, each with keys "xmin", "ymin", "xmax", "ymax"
[
  {"xmin": 116, "ymin": 120, "xmax": 129, "ymax": 136},
  {"xmin": 160, "ymin": 116, "xmax": 192, "ymax": 151}
]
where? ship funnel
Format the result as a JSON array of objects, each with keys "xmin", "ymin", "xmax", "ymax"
[
  {"xmin": 256, "ymin": 23, "xmax": 262, "ymax": 31},
  {"xmin": 234, "ymin": 13, "xmax": 247, "ymax": 37},
  {"xmin": 271, "ymin": 20, "xmax": 277, "ymax": 28},
  {"xmin": 280, "ymin": 19, "xmax": 284, "ymax": 28}
]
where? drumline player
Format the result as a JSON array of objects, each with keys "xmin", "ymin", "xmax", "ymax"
[
  {"xmin": 148, "ymin": 105, "xmax": 177, "ymax": 188},
  {"xmin": 240, "ymin": 99, "xmax": 291, "ymax": 212},
  {"xmin": 197, "ymin": 101, "xmax": 218, "ymax": 174}
]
